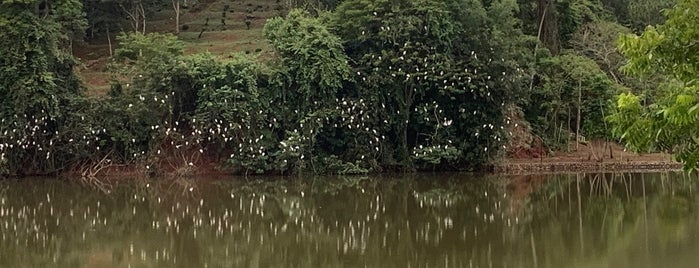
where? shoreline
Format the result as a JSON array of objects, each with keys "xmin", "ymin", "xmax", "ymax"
[
  {"xmin": 1, "ymin": 160, "xmax": 685, "ymax": 180},
  {"xmin": 494, "ymin": 160, "xmax": 683, "ymax": 175}
]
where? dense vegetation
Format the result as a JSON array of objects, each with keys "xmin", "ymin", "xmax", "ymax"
[{"xmin": 0, "ymin": 0, "xmax": 686, "ymax": 177}]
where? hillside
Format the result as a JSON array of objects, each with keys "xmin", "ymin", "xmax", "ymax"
[
  {"xmin": 75, "ymin": 0, "xmax": 279, "ymax": 95},
  {"xmin": 2, "ymin": 0, "xmax": 687, "ymax": 177},
  {"xmin": 72, "ymin": 0, "xmax": 682, "ymax": 174}
]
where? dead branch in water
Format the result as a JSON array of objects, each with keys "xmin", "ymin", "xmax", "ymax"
[{"xmin": 78, "ymin": 152, "xmax": 114, "ymax": 192}]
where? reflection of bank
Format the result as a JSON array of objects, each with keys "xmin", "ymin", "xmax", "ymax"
[
  {"xmin": 504, "ymin": 172, "xmax": 699, "ymax": 268},
  {"xmin": 495, "ymin": 161, "xmax": 682, "ymax": 174},
  {"xmin": 0, "ymin": 173, "xmax": 698, "ymax": 267}
]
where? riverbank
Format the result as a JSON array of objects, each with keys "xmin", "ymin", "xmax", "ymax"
[
  {"xmin": 494, "ymin": 161, "xmax": 682, "ymax": 174},
  {"xmin": 1, "ymin": 140, "xmax": 682, "ymax": 179},
  {"xmin": 497, "ymin": 140, "xmax": 682, "ymax": 174}
]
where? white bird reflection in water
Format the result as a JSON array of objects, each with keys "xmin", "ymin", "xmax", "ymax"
[{"xmin": 0, "ymin": 172, "xmax": 698, "ymax": 267}]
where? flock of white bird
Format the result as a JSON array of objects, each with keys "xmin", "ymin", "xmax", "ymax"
[
  {"xmin": 0, "ymin": 181, "xmax": 517, "ymax": 266},
  {"xmin": 0, "ymin": 18, "xmax": 529, "ymax": 173}
]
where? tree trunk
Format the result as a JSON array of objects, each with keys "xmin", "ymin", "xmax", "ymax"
[
  {"xmin": 107, "ymin": 26, "xmax": 113, "ymax": 57},
  {"xmin": 537, "ymin": 0, "xmax": 560, "ymax": 55},
  {"xmin": 600, "ymin": 100, "xmax": 613, "ymax": 159},
  {"xmin": 567, "ymin": 106, "xmax": 571, "ymax": 152},
  {"xmin": 121, "ymin": 1, "xmax": 146, "ymax": 33},
  {"xmin": 394, "ymin": 102, "xmax": 411, "ymax": 168},
  {"xmin": 140, "ymin": 2, "xmax": 146, "ymax": 34},
  {"xmin": 400, "ymin": 119, "xmax": 409, "ymax": 165},
  {"xmin": 398, "ymin": 84, "xmax": 416, "ymax": 167},
  {"xmin": 529, "ymin": 4, "xmax": 549, "ymax": 92},
  {"xmin": 576, "ymin": 80, "xmax": 582, "ymax": 151},
  {"xmin": 173, "ymin": 0, "xmax": 180, "ymax": 34}
]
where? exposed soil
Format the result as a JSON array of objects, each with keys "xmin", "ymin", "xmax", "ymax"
[
  {"xmin": 65, "ymin": 2, "xmax": 681, "ymax": 178},
  {"xmin": 497, "ymin": 140, "xmax": 682, "ymax": 174},
  {"xmin": 73, "ymin": 0, "xmax": 278, "ymax": 96}
]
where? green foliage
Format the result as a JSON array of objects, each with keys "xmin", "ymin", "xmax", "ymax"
[
  {"xmin": 83, "ymin": 0, "xmax": 128, "ymax": 38},
  {"xmin": 52, "ymin": 0, "xmax": 88, "ymax": 39},
  {"xmin": 412, "ymin": 145, "xmax": 461, "ymax": 169},
  {"xmin": 263, "ymin": 9, "xmax": 390, "ymax": 174},
  {"xmin": 186, "ymin": 54, "xmax": 278, "ymax": 174},
  {"xmin": 112, "ymin": 32, "xmax": 185, "ymax": 91},
  {"xmin": 606, "ymin": 92, "xmax": 653, "ymax": 151},
  {"xmin": 626, "ymin": 0, "xmax": 675, "ymax": 32},
  {"xmin": 525, "ymin": 53, "xmax": 616, "ymax": 147},
  {"xmin": 330, "ymin": 0, "xmax": 532, "ymax": 170},
  {"xmin": 570, "ymin": 20, "xmax": 631, "ymax": 81},
  {"xmin": 264, "ymin": 9, "xmax": 351, "ymax": 106},
  {"xmin": 618, "ymin": 1, "xmax": 699, "ymax": 83},
  {"xmin": 556, "ymin": 0, "xmax": 612, "ymax": 46},
  {"xmin": 614, "ymin": 0, "xmax": 699, "ymax": 170},
  {"xmin": 5, "ymin": 0, "xmax": 654, "ymax": 176},
  {"xmin": 311, "ymin": 155, "xmax": 370, "ymax": 175},
  {"xmin": 0, "ymin": 0, "xmax": 88, "ymax": 175}
]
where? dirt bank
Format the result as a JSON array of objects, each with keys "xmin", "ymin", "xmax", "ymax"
[{"xmin": 498, "ymin": 140, "xmax": 683, "ymax": 174}]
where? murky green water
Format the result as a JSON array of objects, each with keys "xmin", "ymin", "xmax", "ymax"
[{"xmin": 0, "ymin": 172, "xmax": 698, "ymax": 267}]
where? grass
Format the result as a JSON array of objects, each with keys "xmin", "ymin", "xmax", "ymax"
[
  {"xmin": 181, "ymin": 28, "xmax": 270, "ymax": 55},
  {"xmin": 74, "ymin": 0, "xmax": 283, "ymax": 96}
]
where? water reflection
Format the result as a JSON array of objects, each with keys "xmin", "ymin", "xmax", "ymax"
[{"xmin": 0, "ymin": 173, "xmax": 697, "ymax": 267}]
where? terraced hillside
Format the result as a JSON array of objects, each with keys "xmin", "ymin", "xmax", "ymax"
[{"xmin": 75, "ymin": 0, "xmax": 282, "ymax": 95}]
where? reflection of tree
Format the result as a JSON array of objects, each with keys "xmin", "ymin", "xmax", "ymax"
[
  {"xmin": 514, "ymin": 172, "xmax": 699, "ymax": 267},
  {"xmin": 653, "ymin": 193, "xmax": 693, "ymax": 249},
  {"xmin": 0, "ymin": 174, "xmax": 509, "ymax": 267},
  {"xmin": 1, "ymin": 172, "xmax": 699, "ymax": 267}
]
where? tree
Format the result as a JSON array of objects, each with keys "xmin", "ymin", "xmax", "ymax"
[
  {"xmin": 614, "ymin": 0, "xmax": 699, "ymax": 170},
  {"xmin": 557, "ymin": 0, "xmax": 611, "ymax": 47},
  {"xmin": 111, "ymin": 32, "xmax": 190, "ymax": 118},
  {"xmin": 333, "ymin": 0, "xmax": 465, "ymax": 166},
  {"xmin": 111, "ymin": 32, "xmax": 184, "ymax": 87},
  {"xmin": 120, "ymin": 0, "xmax": 147, "ymax": 33},
  {"xmin": 264, "ymin": 9, "xmax": 351, "ymax": 108},
  {"xmin": 0, "ymin": 0, "xmax": 88, "ymax": 175},
  {"xmin": 0, "ymin": 0, "xmax": 85, "ymax": 117},
  {"xmin": 626, "ymin": 0, "xmax": 675, "ymax": 32},
  {"xmin": 537, "ymin": 0, "xmax": 561, "ymax": 54},
  {"xmin": 558, "ymin": 54, "xmax": 614, "ymax": 147},
  {"xmin": 570, "ymin": 20, "xmax": 631, "ymax": 82},
  {"xmin": 172, "ymin": 0, "xmax": 182, "ymax": 34},
  {"xmin": 525, "ymin": 53, "xmax": 615, "ymax": 148},
  {"xmin": 264, "ymin": 9, "xmax": 374, "ymax": 173},
  {"xmin": 599, "ymin": 0, "xmax": 675, "ymax": 33},
  {"xmin": 83, "ymin": 0, "xmax": 123, "ymax": 39},
  {"xmin": 331, "ymin": 0, "xmax": 532, "ymax": 169}
]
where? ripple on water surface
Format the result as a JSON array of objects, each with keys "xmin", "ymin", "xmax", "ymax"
[{"xmin": 1, "ymin": 172, "xmax": 699, "ymax": 268}]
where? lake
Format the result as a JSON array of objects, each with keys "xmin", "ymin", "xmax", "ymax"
[{"xmin": 0, "ymin": 172, "xmax": 698, "ymax": 267}]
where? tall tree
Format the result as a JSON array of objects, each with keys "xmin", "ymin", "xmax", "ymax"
[
  {"xmin": 120, "ymin": 0, "xmax": 146, "ymax": 33},
  {"xmin": 626, "ymin": 0, "xmax": 675, "ymax": 32},
  {"xmin": 613, "ymin": 0, "xmax": 699, "ymax": 169},
  {"xmin": 264, "ymin": 9, "xmax": 360, "ymax": 172},
  {"xmin": 264, "ymin": 9, "xmax": 351, "ymax": 108},
  {"xmin": 83, "ymin": 0, "xmax": 123, "ymax": 39},
  {"xmin": 570, "ymin": 20, "xmax": 630, "ymax": 82},
  {"xmin": 525, "ymin": 53, "xmax": 614, "ymax": 147},
  {"xmin": 537, "ymin": 0, "xmax": 560, "ymax": 54},
  {"xmin": 332, "ymin": 0, "xmax": 531, "ymax": 169},
  {"xmin": 0, "ymin": 0, "xmax": 87, "ymax": 174},
  {"xmin": 172, "ymin": 0, "xmax": 181, "ymax": 34}
]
